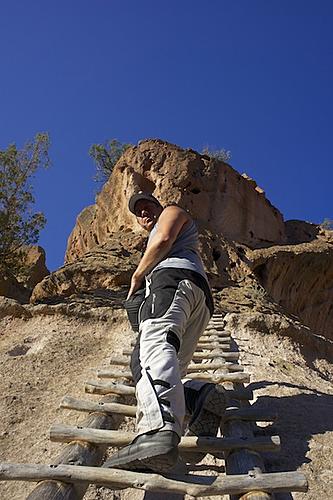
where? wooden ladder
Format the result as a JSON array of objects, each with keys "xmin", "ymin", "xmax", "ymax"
[{"xmin": 0, "ymin": 313, "xmax": 308, "ymax": 498}]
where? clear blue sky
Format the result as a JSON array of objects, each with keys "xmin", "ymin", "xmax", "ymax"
[{"xmin": 1, "ymin": 1, "xmax": 332, "ymax": 271}]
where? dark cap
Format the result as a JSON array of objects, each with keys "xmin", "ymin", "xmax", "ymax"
[{"xmin": 128, "ymin": 191, "xmax": 162, "ymax": 214}]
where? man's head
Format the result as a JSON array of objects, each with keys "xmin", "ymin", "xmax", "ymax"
[{"xmin": 128, "ymin": 192, "xmax": 163, "ymax": 232}]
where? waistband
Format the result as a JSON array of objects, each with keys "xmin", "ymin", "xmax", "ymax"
[{"xmin": 150, "ymin": 267, "xmax": 214, "ymax": 316}]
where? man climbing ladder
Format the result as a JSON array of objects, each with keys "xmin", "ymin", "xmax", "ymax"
[{"xmin": 105, "ymin": 191, "xmax": 226, "ymax": 472}]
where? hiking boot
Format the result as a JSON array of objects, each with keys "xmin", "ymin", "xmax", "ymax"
[
  {"xmin": 103, "ymin": 430, "xmax": 180, "ymax": 472},
  {"xmin": 182, "ymin": 383, "xmax": 227, "ymax": 463}
]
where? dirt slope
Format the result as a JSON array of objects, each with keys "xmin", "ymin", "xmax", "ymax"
[{"xmin": 0, "ymin": 305, "xmax": 332, "ymax": 500}]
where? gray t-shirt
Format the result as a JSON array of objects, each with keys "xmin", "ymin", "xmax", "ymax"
[{"xmin": 147, "ymin": 218, "xmax": 208, "ymax": 281}]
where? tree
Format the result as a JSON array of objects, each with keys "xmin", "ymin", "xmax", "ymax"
[
  {"xmin": 202, "ymin": 146, "xmax": 232, "ymax": 163},
  {"xmin": 320, "ymin": 218, "xmax": 333, "ymax": 230},
  {"xmin": 89, "ymin": 139, "xmax": 131, "ymax": 184},
  {"xmin": 0, "ymin": 133, "xmax": 50, "ymax": 276}
]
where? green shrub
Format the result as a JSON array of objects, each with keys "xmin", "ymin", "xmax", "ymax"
[
  {"xmin": 89, "ymin": 139, "xmax": 132, "ymax": 183},
  {"xmin": 202, "ymin": 146, "xmax": 232, "ymax": 163},
  {"xmin": 320, "ymin": 218, "xmax": 333, "ymax": 230},
  {"xmin": 0, "ymin": 133, "xmax": 50, "ymax": 275}
]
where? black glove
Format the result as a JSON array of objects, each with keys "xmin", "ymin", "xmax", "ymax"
[{"xmin": 124, "ymin": 287, "xmax": 145, "ymax": 332}]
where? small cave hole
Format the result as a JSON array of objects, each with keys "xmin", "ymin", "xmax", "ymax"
[
  {"xmin": 212, "ymin": 249, "xmax": 221, "ymax": 262},
  {"xmin": 254, "ymin": 264, "xmax": 266, "ymax": 281},
  {"xmin": 236, "ymin": 246, "xmax": 246, "ymax": 256},
  {"xmin": 190, "ymin": 188, "xmax": 201, "ymax": 194}
]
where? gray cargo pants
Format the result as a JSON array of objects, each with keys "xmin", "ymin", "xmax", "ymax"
[{"xmin": 130, "ymin": 268, "xmax": 213, "ymax": 438}]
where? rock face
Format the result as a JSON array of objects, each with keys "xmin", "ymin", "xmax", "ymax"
[
  {"xmin": 32, "ymin": 139, "xmax": 333, "ymax": 343},
  {"xmin": 19, "ymin": 245, "xmax": 49, "ymax": 288},
  {"xmin": 66, "ymin": 139, "xmax": 286, "ymax": 263},
  {"xmin": 285, "ymin": 220, "xmax": 320, "ymax": 245},
  {"xmin": 0, "ymin": 297, "xmax": 32, "ymax": 320},
  {"xmin": 0, "ymin": 272, "xmax": 30, "ymax": 303},
  {"xmin": 30, "ymin": 233, "xmax": 143, "ymax": 303},
  {"xmin": 250, "ymin": 238, "xmax": 333, "ymax": 340},
  {"xmin": 0, "ymin": 246, "xmax": 49, "ymax": 303}
]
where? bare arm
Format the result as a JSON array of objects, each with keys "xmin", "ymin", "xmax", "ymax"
[{"xmin": 127, "ymin": 206, "xmax": 190, "ymax": 298}]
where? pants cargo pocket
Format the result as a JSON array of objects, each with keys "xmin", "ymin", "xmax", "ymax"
[{"xmin": 136, "ymin": 368, "xmax": 165, "ymax": 435}]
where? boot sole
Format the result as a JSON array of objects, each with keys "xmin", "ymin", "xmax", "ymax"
[
  {"xmin": 184, "ymin": 386, "xmax": 226, "ymax": 463},
  {"xmin": 189, "ymin": 385, "xmax": 226, "ymax": 435}
]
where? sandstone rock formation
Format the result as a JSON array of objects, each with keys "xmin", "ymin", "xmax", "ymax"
[
  {"xmin": 0, "ymin": 271, "xmax": 31, "ymax": 303},
  {"xmin": 18, "ymin": 245, "xmax": 49, "ymax": 288},
  {"xmin": 65, "ymin": 139, "xmax": 287, "ymax": 263},
  {"xmin": 30, "ymin": 139, "xmax": 332, "ymax": 344},
  {"xmin": 30, "ymin": 233, "xmax": 143, "ymax": 303},
  {"xmin": 0, "ymin": 246, "xmax": 49, "ymax": 303},
  {"xmin": 0, "ymin": 296, "xmax": 32, "ymax": 320},
  {"xmin": 249, "ymin": 237, "xmax": 333, "ymax": 341}
]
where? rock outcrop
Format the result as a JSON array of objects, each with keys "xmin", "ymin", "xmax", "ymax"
[
  {"xmin": 0, "ymin": 272, "xmax": 31, "ymax": 303},
  {"xmin": 0, "ymin": 246, "xmax": 49, "ymax": 303},
  {"xmin": 65, "ymin": 139, "xmax": 286, "ymax": 263},
  {"xmin": 30, "ymin": 139, "xmax": 333, "ymax": 344},
  {"xmin": 249, "ymin": 237, "xmax": 333, "ymax": 341},
  {"xmin": 18, "ymin": 245, "xmax": 49, "ymax": 288},
  {"xmin": 285, "ymin": 220, "xmax": 320, "ymax": 244},
  {"xmin": 0, "ymin": 297, "xmax": 32, "ymax": 320},
  {"xmin": 30, "ymin": 233, "xmax": 143, "ymax": 303}
]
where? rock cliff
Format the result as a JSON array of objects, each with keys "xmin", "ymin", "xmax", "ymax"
[
  {"xmin": 65, "ymin": 139, "xmax": 286, "ymax": 263},
  {"xmin": 0, "ymin": 246, "xmax": 49, "ymax": 303},
  {"xmin": 0, "ymin": 140, "xmax": 332, "ymax": 500},
  {"xmin": 2, "ymin": 139, "xmax": 332, "ymax": 344},
  {"xmin": 249, "ymin": 237, "xmax": 333, "ymax": 340}
]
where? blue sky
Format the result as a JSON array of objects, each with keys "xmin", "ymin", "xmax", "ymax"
[{"xmin": 1, "ymin": 1, "xmax": 332, "ymax": 271}]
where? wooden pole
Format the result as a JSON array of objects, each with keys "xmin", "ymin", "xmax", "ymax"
[
  {"xmin": 60, "ymin": 397, "xmax": 277, "ymax": 423},
  {"xmin": 108, "ymin": 357, "xmax": 244, "ymax": 373},
  {"xmin": 204, "ymin": 325, "xmax": 227, "ymax": 332},
  {"xmin": 85, "ymin": 380, "xmax": 135, "ymax": 396},
  {"xmin": 49, "ymin": 425, "xmax": 281, "ymax": 453},
  {"xmin": 109, "ymin": 356, "xmax": 240, "ymax": 368},
  {"xmin": 201, "ymin": 331, "xmax": 231, "ymax": 337},
  {"xmin": 223, "ymin": 374, "xmax": 273, "ymax": 500},
  {"xmin": 198, "ymin": 335, "xmax": 231, "ymax": 349},
  {"xmin": 123, "ymin": 342, "xmax": 239, "ymax": 359},
  {"xmin": 26, "ymin": 394, "xmax": 124, "ymax": 500},
  {"xmin": 95, "ymin": 368, "xmax": 249, "ymax": 384},
  {"xmin": 0, "ymin": 463, "xmax": 308, "ymax": 496},
  {"xmin": 60, "ymin": 396, "xmax": 137, "ymax": 417},
  {"xmin": 197, "ymin": 342, "xmax": 231, "ymax": 348},
  {"xmin": 85, "ymin": 380, "xmax": 253, "ymax": 400}
]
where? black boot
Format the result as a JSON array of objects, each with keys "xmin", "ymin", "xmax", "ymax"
[
  {"xmin": 103, "ymin": 430, "xmax": 180, "ymax": 472},
  {"xmin": 183, "ymin": 384, "xmax": 227, "ymax": 463}
]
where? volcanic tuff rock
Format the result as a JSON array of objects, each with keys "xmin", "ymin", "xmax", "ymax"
[
  {"xmin": 0, "ymin": 271, "xmax": 31, "ymax": 303},
  {"xmin": 249, "ymin": 238, "xmax": 333, "ymax": 341},
  {"xmin": 18, "ymin": 245, "xmax": 49, "ymax": 288},
  {"xmin": 30, "ymin": 139, "xmax": 333, "ymax": 344},
  {"xmin": 30, "ymin": 233, "xmax": 143, "ymax": 303},
  {"xmin": 0, "ymin": 246, "xmax": 49, "ymax": 303},
  {"xmin": 65, "ymin": 139, "xmax": 286, "ymax": 263},
  {"xmin": 285, "ymin": 219, "xmax": 321, "ymax": 245},
  {"xmin": 0, "ymin": 296, "xmax": 32, "ymax": 320}
]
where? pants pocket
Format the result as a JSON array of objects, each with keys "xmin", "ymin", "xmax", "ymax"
[{"xmin": 136, "ymin": 368, "xmax": 164, "ymax": 435}]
